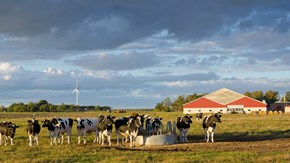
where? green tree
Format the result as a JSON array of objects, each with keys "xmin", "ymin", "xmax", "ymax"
[
  {"xmin": 162, "ymin": 97, "xmax": 172, "ymax": 112},
  {"xmin": 49, "ymin": 104, "xmax": 56, "ymax": 112},
  {"xmin": 0, "ymin": 105, "xmax": 4, "ymax": 112},
  {"xmin": 264, "ymin": 90, "xmax": 279, "ymax": 104},
  {"xmin": 95, "ymin": 105, "xmax": 101, "ymax": 111},
  {"xmin": 39, "ymin": 104, "xmax": 49, "ymax": 112},
  {"xmin": 283, "ymin": 91, "xmax": 290, "ymax": 102},
  {"xmin": 172, "ymin": 95, "xmax": 185, "ymax": 111},
  {"xmin": 57, "ymin": 103, "xmax": 66, "ymax": 112},
  {"xmin": 154, "ymin": 103, "xmax": 163, "ymax": 111},
  {"xmin": 69, "ymin": 104, "xmax": 75, "ymax": 112},
  {"xmin": 27, "ymin": 102, "xmax": 35, "ymax": 112},
  {"xmin": 251, "ymin": 91, "xmax": 264, "ymax": 101}
]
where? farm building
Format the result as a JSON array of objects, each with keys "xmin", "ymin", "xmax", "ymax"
[
  {"xmin": 183, "ymin": 88, "xmax": 267, "ymax": 114},
  {"xmin": 269, "ymin": 102, "xmax": 290, "ymax": 113}
]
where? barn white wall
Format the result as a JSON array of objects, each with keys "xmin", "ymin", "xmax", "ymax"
[
  {"xmin": 183, "ymin": 108, "xmax": 226, "ymax": 114},
  {"xmin": 244, "ymin": 107, "xmax": 267, "ymax": 113},
  {"xmin": 183, "ymin": 107, "xmax": 266, "ymax": 114}
]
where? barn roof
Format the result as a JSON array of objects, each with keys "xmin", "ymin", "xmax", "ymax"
[{"xmin": 203, "ymin": 88, "xmax": 244, "ymax": 105}]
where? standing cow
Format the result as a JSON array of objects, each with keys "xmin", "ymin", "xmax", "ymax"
[
  {"xmin": 145, "ymin": 116, "xmax": 163, "ymax": 135},
  {"xmin": 42, "ymin": 118, "xmax": 73, "ymax": 145},
  {"xmin": 26, "ymin": 119, "xmax": 41, "ymax": 146},
  {"xmin": 116, "ymin": 116, "xmax": 142, "ymax": 147},
  {"xmin": 96, "ymin": 115, "xmax": 115, "ymax": 146},
  {"xmin": 202, "ymin": 113, "xmax": 222, "ymax": 143},
  {"xmin": 177, "ymin": 114, "xmax": 192, "ymax": 142},
  {"xmin": 74, "ymin": 117, "xmax": 99, "ymax": 144},
  {"xmin": 0, "ymin": 121, "xmax": 19, "ymax": 146}
]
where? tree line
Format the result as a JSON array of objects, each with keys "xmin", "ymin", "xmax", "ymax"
[
  {"xmin": 154, "ymin": 90, "xmax": 290, "ymax": 112},
  {"xmin": 0, "ymin": 100, "xmax": 111, "ymax": 112}
]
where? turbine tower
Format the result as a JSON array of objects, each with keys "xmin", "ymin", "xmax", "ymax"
[{"xmin": 72, "ymin": 79, "xmax": 80, "ymax": 105}]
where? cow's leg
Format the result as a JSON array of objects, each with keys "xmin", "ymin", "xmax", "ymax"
[
  {"xmin": 108, "ymin": 133, "xmax": 112, "ymax": 146},
  {"xmin": 10, "ymin": 137, "xmax": 13, "ymax": 145},
  {"xmin": 4, "ymin": 136, "xmax": 8, "ymax": 146},
  {"xmin": 98, "ymin": 131, "xmax": 102, "ymax": 144},
  {"xmin": 129, "ymin": 134, "xmax": 133, "ymax": 147},
  {"xmin": 67, "ymin": 135, "xmax": 71, "ymax": 144},
  {"xmin": 101, "ymin": 133, "xmax": 105, "ymax": 145},
  {"xmin": 185, "ymin": 129, "xmax": 189, "ymax": 142},
  {"xmin": 50, "ymin": 136, "xmax": 53, "ymax": 145},
  {"xmin": 77, "ymin": 134, "xmax": 81, "ymax": 145},
  {"xmin": 53, "ymin": 136, "xmax": 57, "ymax": 145},
  {"xmin": 206, "ymin": 130, "xmax": 210, "ymax": 143},
  {"xmin": 35, "ymin": 135, "xmax": 39, "ymax": 146},
  {"xmin": 204, "ymin": 129, "xmax": 207, "ymax": 142},
  {"xmin": 179, "ymin": 130, "xmax": 182, "ymax": 142},
  {"xmin": 121, "ymin": 136, "xmax": 125, "ymax": 146},
  {"xmin": 211, "ymin": 131, "xmax": 214, "ymax": 143},
  {"xmin": 116, "ymin": 130, "xmax": 120, "ymax": 145},
  {"xmin": 29, "ymin": 134, "xmax": 33, "ymax": 146},
  {"xmin": 93, "ymin": 130, "xmax": 97, "ymax": 143},
  {"xmin": 83, "ymin": 133, "xmax": 86, "ymax": 144},
  {"xmin": 0, "ymin": 133, "xmax": 2, "ymax": 145}
]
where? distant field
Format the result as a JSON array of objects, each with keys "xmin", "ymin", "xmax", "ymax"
[{"xmin": 0, "ymin": 111, "xmax": 290, "ymax": 162}]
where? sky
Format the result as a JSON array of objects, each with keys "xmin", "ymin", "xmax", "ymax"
[{"xmin": 0, "ymin": 0, "xmax": 290, "ymax": 108}]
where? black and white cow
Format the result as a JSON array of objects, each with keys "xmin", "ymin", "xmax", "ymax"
[
  {"xmin": 26, "ymin": 119, "xmax": 41, "ymax": 146},
  {"xmin": 116, "ymin": 116, "xmax": 142, "ymax": 147},
  {"xmin": 196, "ymin": 113, "xmax": 203, "ymax": 121},
  {"xmin": 74, "ymin": 117, "xmax": 99, "ymax": 144},
  {"xmin": 42, "ymin": 118, "xmax": 73, "ymax": 145},
  {"xmin": 176, "ymin": 114, "xmax": 192, "ymax": 142},
  {"xmin": 145, "ymin": 116, "xmax": 163, "ymax": 135},
  {"xmin": 0, "ymin": 121, "xmax": 19, "ymax": 146},
  {"xmin": 202, "ymin": 113, "xmax": 222, "ymax": 143},
  {"xmin": 96, "ymin": 115, "xmax": 115, "ymax": 146}
]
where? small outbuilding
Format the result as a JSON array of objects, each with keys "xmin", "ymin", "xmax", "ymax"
[{"xmin": 183, "ymin": 88, "xmax": 267, "ymax": 114}]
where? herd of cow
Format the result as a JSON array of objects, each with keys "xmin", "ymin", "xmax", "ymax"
[{"xmin": 0, "ymin": 113, "xmax": 222, "ymax": 147}]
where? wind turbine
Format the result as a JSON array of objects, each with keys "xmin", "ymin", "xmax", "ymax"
[{"xmin": 72, "ymin": 79, "xmax": 80, "ymax": 106}]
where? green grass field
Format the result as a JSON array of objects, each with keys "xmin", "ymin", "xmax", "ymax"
[{"xmin": 1, "ymin": 111, "xmax": 290, "ymax": 162}]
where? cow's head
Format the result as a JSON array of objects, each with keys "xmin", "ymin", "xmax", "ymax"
[
  {"xmin": 27, "ymin": 119, "xmax": 38, "ymax": 129},
  {"xmin": 106, "ymin": 115, "xmax": 116, "ymax": 125},
  {"xmin": 6, "ymin": 122, "xmax": 19, "ymax": 138},
  {"xmin": 150, "ymin": 117, "xmax": 163, "ymax": 129},
  {"xmin": 136, "ymin": 116, "xmax": 142, "ymax": 127},
  {"xmin": 214, "ymin": 113, "xmax": 222, "ymax": 123},
  {"xmin": 182, "ymin": 114, "xmax": 193, "ymax": 124},
  {"xmin": 98, "ymin": 114, "xmax": 105, "ymax": 123},
  {"xmin": 74, "ymin": 118, "xmax": 85, "ymax": 129},
  {"xmin": 42, "ymin": 119, "xmax": 52, "ymax": 127}
]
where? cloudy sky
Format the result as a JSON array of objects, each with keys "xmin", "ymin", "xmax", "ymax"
[{"xmin": 1, "ymin": 0, "xmax": 290, "ymax": 108}]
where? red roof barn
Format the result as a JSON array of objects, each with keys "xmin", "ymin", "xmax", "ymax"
[{"xmin": 183, "ymin": 88, "xmax": 267, "ymax": 114}]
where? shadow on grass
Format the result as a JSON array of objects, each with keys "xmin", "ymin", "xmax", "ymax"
[{"xmin": 188, "ymin": 129, "xmax": 290, "ymax": 143}]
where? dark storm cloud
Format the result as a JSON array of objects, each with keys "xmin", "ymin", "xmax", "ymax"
[{"xmin": 1, "ymin": 0, "xmax": 290, "ymax": 52}]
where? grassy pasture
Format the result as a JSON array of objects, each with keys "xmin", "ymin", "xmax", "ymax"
[{"xmin": 0, "ymin": 111, "xmax": 290, "ymax": 162}]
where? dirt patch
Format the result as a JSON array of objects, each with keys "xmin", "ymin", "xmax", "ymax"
[{"xmin": 0, "ymin": 113, "xmax": 50, "ymax": 119}]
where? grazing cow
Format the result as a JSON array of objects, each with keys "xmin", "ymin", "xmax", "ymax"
[
  {"xmin": 196, "ymin": 113, "xmax": 203, "ymax": 121},
  {"xmin": 0, "ymin": 121, "xmax": 19, "ymax": 146},
  {"xmin": 202, "ymin": 113, "xmax": 222, "ymax": 143},
  {"xmin": 116, "ymin": 116, "xmax": 142, "ymax": 147},
  {"xmin": 96, "ymin": 115, "xmax": 115, "ymax": 146},
  {"xmin": 74, "ymin": 117, "xmax": 99, "ymax": 144},
  {"xmin": 42, "ymin": 118, "xmax": 73, "ymax": 145},
  {"xmin": 176, "ymin": 114, "xmax": 193, "ymax": 142},
  {"xmin": 26, "ymin": 119, "xmax": 41, "ymax": 146},
  {"xmin": 145, "ymin": 116, "xmax": 163, "ymax": 135}
]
